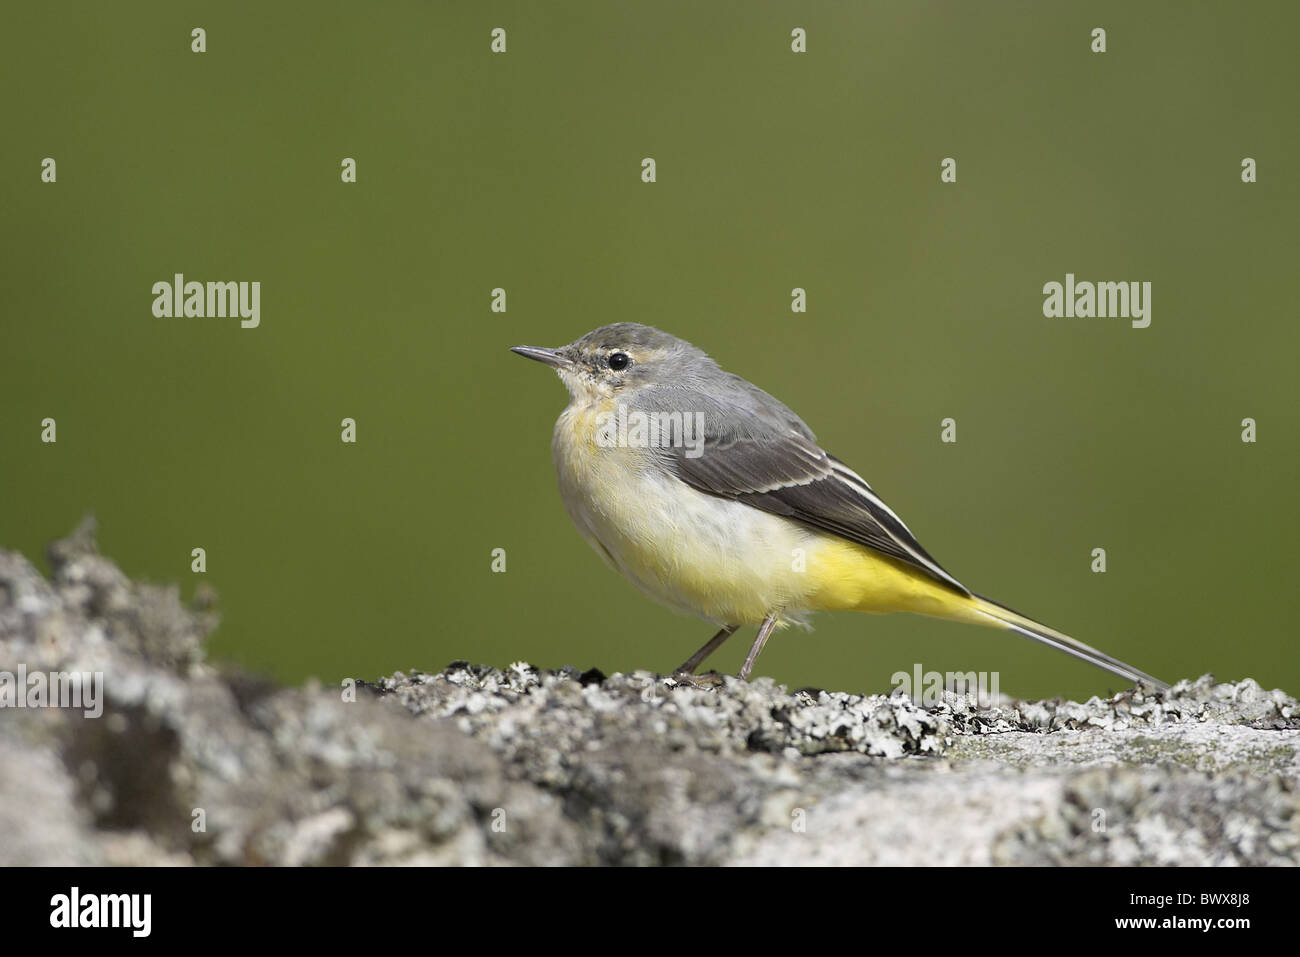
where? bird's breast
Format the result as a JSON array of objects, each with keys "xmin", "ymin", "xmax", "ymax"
[{"xmin": 549, "ymin": 399, "xmax": 820, "ymax": 625}]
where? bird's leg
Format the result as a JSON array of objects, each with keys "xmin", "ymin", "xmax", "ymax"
[
  {"xmin": 673, "ymin": 625, "xmax": 738, "ymax": 675},
  {"xmin": 738, "ymin": 614, "xmax": 779, "ymax": 681}
]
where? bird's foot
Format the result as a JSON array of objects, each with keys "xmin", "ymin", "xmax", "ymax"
[{"xmin": 670, "ymin": 669, "xmax": 727, "ymax": 690}]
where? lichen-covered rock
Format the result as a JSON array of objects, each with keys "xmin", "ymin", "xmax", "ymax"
[{"xmin": 0, "ymin": 520, "xmax": 1296, "ymax": 865}]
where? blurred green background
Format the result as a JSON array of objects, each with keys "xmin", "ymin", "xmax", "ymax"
[{"xmin": 3, "ymin": 2, "xmax": 1297, "ymax": 701}]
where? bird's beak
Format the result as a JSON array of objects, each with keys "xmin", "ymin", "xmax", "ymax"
[{"xmin": 510, "ymin": 345, "xmax": 572, "ymax": 370}]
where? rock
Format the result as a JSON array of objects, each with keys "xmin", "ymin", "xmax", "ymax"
[{"xmin": 0, "ymin": 520, "xmax": 1296, "ymax": 865}]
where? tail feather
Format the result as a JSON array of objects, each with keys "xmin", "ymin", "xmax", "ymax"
[{"xmin": 971, "ymin": 593, "xmax": 1169, "ymax": 692}]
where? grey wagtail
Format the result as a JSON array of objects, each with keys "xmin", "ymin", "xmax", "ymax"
[{"xmin": 512, "ymin": 323, "xmax": 1168, "ymax": 690}]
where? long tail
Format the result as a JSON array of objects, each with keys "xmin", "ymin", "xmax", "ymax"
[{"xmin": 969, "ymin": 593, "xmax": 1169, "ymax": 691}]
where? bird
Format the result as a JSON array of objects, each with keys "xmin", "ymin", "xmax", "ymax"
[{"xmin": 511, "ymin": 323, "xmax": 1168, "ymax": 691}]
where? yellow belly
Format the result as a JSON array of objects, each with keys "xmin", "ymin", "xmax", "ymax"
[{"xmin": 802, "ymin": 537, "xmax": 984, "ymax": 624}]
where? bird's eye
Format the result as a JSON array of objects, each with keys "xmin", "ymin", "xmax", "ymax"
[{"xmin": 607, "ymin": 351, "xmax": 630, "ymax": 371}]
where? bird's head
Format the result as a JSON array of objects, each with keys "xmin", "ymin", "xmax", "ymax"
[{"xmin": 511, "ymin": 323, "xmax": 708, "ymax": 403}]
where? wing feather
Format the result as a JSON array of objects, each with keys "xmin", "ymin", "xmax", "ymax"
[{"xmin": 639, "ymin": 381, "xmax": 969, "ymax": 595}]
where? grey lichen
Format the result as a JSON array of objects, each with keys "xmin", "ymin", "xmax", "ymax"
[
  {"xmin": 376, "ymin": 664, "xmax": 949, "ymax": 760},
  {"xmin": 0, "ymin": 520, "xmax": 1296, "ymax": 865}
]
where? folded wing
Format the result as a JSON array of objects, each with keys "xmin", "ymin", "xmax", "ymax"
[{"xmin": 644, "ymin": 378, "xmax": 969, "ymax": 596}]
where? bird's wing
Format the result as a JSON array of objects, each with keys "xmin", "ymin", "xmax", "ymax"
[{"xmin": 644, "ymin": 380, "xmax": 969, "ymax": 595}]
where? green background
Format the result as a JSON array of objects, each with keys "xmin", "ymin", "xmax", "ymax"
[{"xmin": 3, "ymin": 2, "xmax": 1297, "ymax": 701}]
